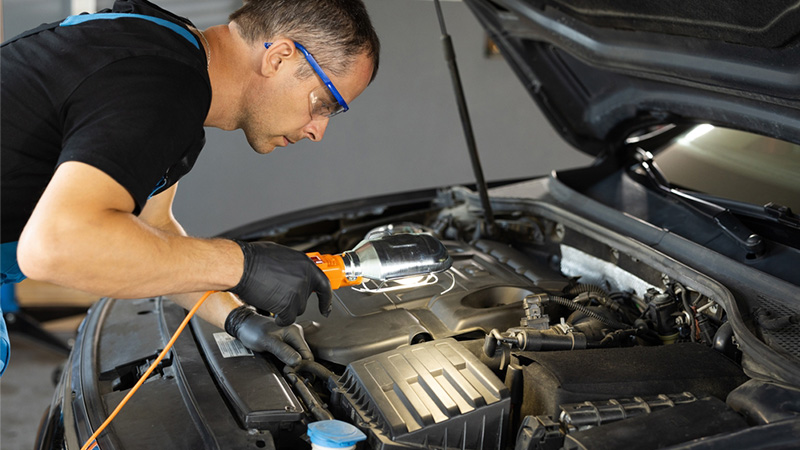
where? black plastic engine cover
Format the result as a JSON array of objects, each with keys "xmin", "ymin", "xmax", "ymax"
[
  {"xmin": 513, "ymin": 343, "xmax": 749, "ymax": 418},
  {"xmin": 299, "ymin": 240, "xmax": 569, "ymax": 365}
]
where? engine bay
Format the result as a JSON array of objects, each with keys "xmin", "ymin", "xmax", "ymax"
[
  {"xmin": 261, "ymin": 209, "xmax": 752, "ymax": 449},
  {"xmin": 70, "ymin": 187, "xmax": 800, "ymax": 450}
]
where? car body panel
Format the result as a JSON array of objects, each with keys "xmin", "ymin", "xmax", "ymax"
[{"xmin": 463, "ymin": 0, "xmax": 800, "ymax": 154}]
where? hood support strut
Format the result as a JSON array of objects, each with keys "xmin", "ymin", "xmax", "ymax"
[{"xmin": 433, "ymin": 0, "xmax": 496, "ymax": 236}]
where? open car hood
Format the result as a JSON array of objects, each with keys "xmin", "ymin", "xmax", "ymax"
[{"xmin": 464, "ymin": 0, "xmax": 800, "ymax": 156}]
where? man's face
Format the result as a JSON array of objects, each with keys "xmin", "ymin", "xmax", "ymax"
[{"xmin": 239, "ymin": 46, "xmax": 374, "ymax": 154}]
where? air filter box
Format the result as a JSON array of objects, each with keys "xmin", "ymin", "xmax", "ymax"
[
  {"xmin": 513, "ymin": 343, "xmax": 748, "ymax": 418},
  {"xmin": 331, "ymin": 339, "xmax": 510, "ymax": 450}
]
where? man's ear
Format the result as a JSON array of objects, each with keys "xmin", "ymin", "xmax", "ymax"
[{"xmin": 262, "ymin": 39, "xmax": 296, "ymax": 77}]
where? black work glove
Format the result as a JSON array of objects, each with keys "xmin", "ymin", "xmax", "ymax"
[
  {"xmin": 225, "ymin": 305, "xmax": 313, "ymax": 366},
  {"xmin": 230, "ymin": 241, "xmax": 333, "ymax": 326}
]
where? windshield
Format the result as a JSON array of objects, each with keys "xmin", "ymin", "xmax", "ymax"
[{"xmin": 652, "ymin": 125, "xmax": 800, "ymax": 212}]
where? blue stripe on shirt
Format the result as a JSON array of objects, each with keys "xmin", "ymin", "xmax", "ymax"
[{"xmin": 60, "ymin": 13, "xmax": 200, "ymax": 50}]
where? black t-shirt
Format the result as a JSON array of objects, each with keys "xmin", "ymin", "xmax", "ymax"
[{"xmin": 0, "ymin": 0, "xmax": 211, "ymax": 243}]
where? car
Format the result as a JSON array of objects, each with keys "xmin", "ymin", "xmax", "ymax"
[{"xmin": 36, "ymin": 1, "xmax": 800, "ymax": 449}]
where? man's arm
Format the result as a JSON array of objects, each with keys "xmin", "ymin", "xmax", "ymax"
[
  {"xmin": 17, "ymin": 161, "xmax": 243, "ymax": 298},
  {"xmin": 138, "ymin": 181, "xmax": 314, "ymax": 366},
  {"xmin": 137, "ymin": 180, "xmax": 243, "ymax": 329},
  {"xmin": 19, "ymin": 159, "xmax": 331, "ymax": 329}
]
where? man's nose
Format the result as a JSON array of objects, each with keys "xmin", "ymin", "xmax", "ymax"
[{"xmin": 303, "ymin": 116, "xmax": 329, "ymax": 142}]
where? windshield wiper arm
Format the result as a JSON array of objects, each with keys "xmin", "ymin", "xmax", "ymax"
[
  {"xmin": 636, "ymin": 150, "xmax": 765, "ymax": 257},
  {"xmin": 683, "ymin": 192, "xmax": 800, "ymax": 231},
  {"xmin": 764, "ymin": 203, "xmax": 800, "ymax": 229}
]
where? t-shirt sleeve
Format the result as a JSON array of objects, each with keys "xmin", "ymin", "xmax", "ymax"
[{"xmin": 58, "ymin": 55, "xmax": 211, "ymax": 212}]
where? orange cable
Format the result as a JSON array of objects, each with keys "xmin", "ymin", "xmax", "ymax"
[{"xmin": 80, "ymin": 290, "xmax": 217, "ymax": 450}]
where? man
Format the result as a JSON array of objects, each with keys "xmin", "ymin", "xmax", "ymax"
[{"xmin": 0, "ymin": 0, "xmax": 380, "ymax": 375}]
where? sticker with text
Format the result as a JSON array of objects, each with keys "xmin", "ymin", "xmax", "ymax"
[{"xmin": 213, "ymin": 332, "xmax": 254, "ymax": 358}]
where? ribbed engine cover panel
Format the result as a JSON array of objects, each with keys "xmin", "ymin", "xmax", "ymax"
[{"xmin": 334, "ymin": 339, "xmax": 510, "ymax": 450}]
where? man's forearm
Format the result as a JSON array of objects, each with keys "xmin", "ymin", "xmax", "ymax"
[
  {"xmin": 168, "ymin": 290, "xmax": 243, "ymax": 330},
  {"xmin": 17, "ymin": 162, "xmax": 244, "ymax": 298},
  {"xmin": 19, "ymin": 210, "xmax": 243, "ymax": 298}
]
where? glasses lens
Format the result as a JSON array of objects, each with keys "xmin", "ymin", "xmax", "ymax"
[{"xmin": 309, "ymin": 86, "xmax": 346, "ymax": 118}]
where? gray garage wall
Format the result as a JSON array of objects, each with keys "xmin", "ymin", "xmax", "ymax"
[{"xmin": 3, "ymin": 0, "xmax": 591, "ymax": 237}]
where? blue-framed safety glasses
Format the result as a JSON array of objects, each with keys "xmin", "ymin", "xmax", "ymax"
[{"xmin": 265, "ymin": 41, "xmax": 349, "ymax": 118}]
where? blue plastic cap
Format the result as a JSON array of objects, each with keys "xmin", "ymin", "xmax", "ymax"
[{"xmin": 307, "ymin": 420, "xmax": 366, "ymax": 448}]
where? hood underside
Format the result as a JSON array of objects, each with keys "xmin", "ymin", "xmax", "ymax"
[{"xmin": 464, "ymin": 0, "xmax": 800, "ymax": 156}]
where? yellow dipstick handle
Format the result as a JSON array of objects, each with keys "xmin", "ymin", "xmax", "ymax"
[{"xmin": 306, "ymin": 252, "xmax": 362, "ymax": 289}]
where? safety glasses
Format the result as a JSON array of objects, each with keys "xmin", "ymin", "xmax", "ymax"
[{"xmin": 264, "ymin": 41, "xmax": 349, "ymax": 118}]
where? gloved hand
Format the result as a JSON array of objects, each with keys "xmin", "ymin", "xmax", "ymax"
[
  {"xmin": 225, "ymin": 305, "xmax": 313, "ymax": 366},
  {"xmin": 230, "ymin": 241, "xmax": 333, "ymax": 326}
]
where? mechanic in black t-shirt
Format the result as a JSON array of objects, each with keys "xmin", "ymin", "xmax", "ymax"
[{"xmin": 0, "ymin": 0, "xmax": 380, "ymax": 375}]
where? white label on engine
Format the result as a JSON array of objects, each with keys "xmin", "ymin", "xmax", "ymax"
[{"xmin": 213, "ymin": 332, "xmax": 254, "ymax": 358}]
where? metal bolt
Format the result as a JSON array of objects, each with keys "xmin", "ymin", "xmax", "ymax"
[{"xmin": 552, "ymin": 223, "xmax": 565, "ymax": 242}]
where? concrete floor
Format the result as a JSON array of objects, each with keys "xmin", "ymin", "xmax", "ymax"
[{"xmin": 0, "ymin": 281, "xmax": 94, "ymax": 450}]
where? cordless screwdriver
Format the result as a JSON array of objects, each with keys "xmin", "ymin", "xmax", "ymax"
[{"xmin": 306, "ymin": 233, "xmax": 452, "ymax": 289}]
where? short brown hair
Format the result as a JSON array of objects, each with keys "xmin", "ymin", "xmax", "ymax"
[{"xmin": 230, "ymin": 0, "xmax": 380, "ymax": 82}]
